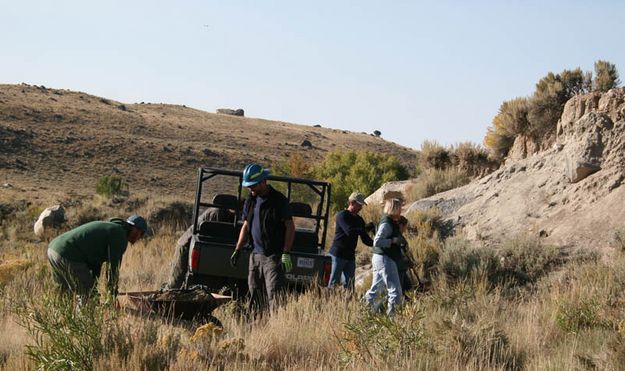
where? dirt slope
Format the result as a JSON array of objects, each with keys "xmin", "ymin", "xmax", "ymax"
[
  {"xmin": 0, "ymin": 83, "xmax": 417, "ymax": 200},
  {"xmin": 407, "ymin": 88, "xmax": 625, "ymax": 250}
]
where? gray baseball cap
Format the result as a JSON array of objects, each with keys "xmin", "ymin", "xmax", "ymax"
[{"xmin": 348, "ymin": 192, "xmax": 367, "ymax": 205}]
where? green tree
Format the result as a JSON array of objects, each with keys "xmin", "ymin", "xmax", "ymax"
[
  {"xmin": 593, "ymin": 60, "xmax": 620, "ymax": 92},
  {"xmin": 313, "ymin": 150, "xmax": 409, "ymax": 211}
]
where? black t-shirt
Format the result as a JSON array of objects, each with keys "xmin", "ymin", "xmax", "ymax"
[{"xmin": 329, "ymin": 209, "xmax": 373, "ymax": 260}]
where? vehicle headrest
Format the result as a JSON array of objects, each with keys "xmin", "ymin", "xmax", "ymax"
[
  {"xmin": 290, "ymin": 202, "xmax": 313, "ymax": 217},
  {"xmin": 212, "ymin": 194, "xmax": 239, "ymax": 210}
]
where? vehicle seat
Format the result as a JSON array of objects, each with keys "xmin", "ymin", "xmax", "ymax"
[{"xmin": 199, "ymin": 221, "xmax": 236, "ymax": 244}]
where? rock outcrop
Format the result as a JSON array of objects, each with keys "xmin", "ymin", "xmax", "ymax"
[
  {"xmin": 34, "ymin": 205, "xmax": 66, "ymax": 238},
  {"xmin": 401, "ymin": 88, "xmax": 625, "ymax": 249},
  {"xmin": 216, "ymin": 108, "xmax": 244, "ymax": 117},
  {"xmin": 365, "ymin": 179, "xmax": 416, "ymax": 205}
]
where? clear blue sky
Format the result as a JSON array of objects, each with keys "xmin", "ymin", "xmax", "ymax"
[{"xmin": 2, "ymin": 1, "xmax": 624, "ymax": 150}]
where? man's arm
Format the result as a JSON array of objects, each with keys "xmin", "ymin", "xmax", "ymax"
[
  {"xmin": 359, "ymin": 225, "xmax": 374, "ymax": 247},
  {"xmin": 234, "ymin": 220, "xmax": 250, "ymax": 252},
  {"xmin": 106, "ymin": 233, "xmax": 127, "ymax": 296},
  {"xmin": 336, "ymin": 211, "xmax": 361, "ymax": 236},
  {"xmin": 283, "ymin": 219, "xmax": 295, "ymax": 253}
]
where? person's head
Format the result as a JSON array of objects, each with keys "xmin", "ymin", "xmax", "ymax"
[
  {"xmin": 126, "ymin": 215, "xmax": 148, "ymax": 244},
  {"xmin": 347, "ymin": 191, "xmax": 367, "ymax": 214},
  {"xmin": 383, "ymin": 198, "xmax": 403, "ymax": 220},
  {"xmin": 242, "ymin": 163, "xmax": 270, "ymax": 197}
]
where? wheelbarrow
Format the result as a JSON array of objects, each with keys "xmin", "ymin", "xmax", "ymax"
[{"xmin": 116, "ymin": 287, "xmax": 231, "ymax": 324}]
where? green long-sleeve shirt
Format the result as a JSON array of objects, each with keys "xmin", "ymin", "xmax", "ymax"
[{"xmin": 48, "ymin": 218, "xmax": 131, "ymax": 293}]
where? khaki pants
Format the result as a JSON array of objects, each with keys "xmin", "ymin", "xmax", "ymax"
[
  {"xmin": 248, "ymin": 253, "xmax": 286, "ymax": 314},
  {"xmin": 47, "ymin": 249, "xmax": 96, "ymax": 296}
]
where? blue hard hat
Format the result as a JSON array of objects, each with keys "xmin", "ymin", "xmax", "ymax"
[
  {"xmin": 126, "ymin": 215, "xmax": 148, "ymax": 234},
  {"xmin": 242, "ymin": 163, "xmax": 270, "ymax": 187}
]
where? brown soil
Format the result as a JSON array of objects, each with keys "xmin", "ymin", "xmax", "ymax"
[{"xmin": 0, "ymin": 83, "xmax": 417, "ymax": 201}]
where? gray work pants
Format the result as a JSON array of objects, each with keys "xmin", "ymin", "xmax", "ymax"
[
  {"xmin": 248, "ymin": 252, "xmax": 286, "ymax": 314},
  {"xmin": 47, "ymin": 249, "xmax": 96, "ymax": 296}
]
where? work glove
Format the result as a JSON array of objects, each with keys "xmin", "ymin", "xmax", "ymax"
[
  {"xmin": 230, "ymin": 250, "xmax": 241, "ymax": 267},
  {"xmin": 281, "ymin": 253, "xmax": 293, "ymax": 273}
]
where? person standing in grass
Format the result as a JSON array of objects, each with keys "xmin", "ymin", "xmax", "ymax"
[
  {"xmin": 364, "ymin": 198, "xmax": 406, "ymax": 315},
  {"xmin": 328, "ymin": 192, "xmax": 373, "ymax": 290},
  {"xmin": 47, "ymin": 215, "xmax": 148, "ymax": 298},
  {"xmin": 230, "ymin": 163, "xmax": 295, "ymax": 314}
]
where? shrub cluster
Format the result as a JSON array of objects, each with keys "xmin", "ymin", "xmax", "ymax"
[
  {"xmin": 408, "ymin": 141, "xmax": 495, "ymax": 202},
  {"xmin": 312, "ymin": 150, "xmax": 409, "ymax": 211},
  {"xmin": 484, "ymin": 60, "xmax": 620, "ymax": 159}
]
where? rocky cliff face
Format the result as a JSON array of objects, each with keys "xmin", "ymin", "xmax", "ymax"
[{"xmin": 405, "ymin": 88, "xmax": 625, "ymax": 250}]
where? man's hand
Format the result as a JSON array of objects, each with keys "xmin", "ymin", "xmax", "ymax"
[
  {"xmin": 281, "ymin": 253, "xmax": 293, "ymax": 272},
  {"xmin": 230, "ymin": 250, "xmax": 241, "ymax": 267}
]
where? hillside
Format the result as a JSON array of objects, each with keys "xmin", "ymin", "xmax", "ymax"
[
  {"xmin": 0, "ymin": 84, "xmax": 417, "ymax": 201},
  {"xmin": 407, "ymin": 88, "xmax": 625, "ymax": 250}
]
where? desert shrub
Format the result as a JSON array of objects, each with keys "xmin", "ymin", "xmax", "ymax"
[
  {"xmin": 497, "ymin": 235, "xmax": 561, "ymax": 286},
  {"xmin": 96, "ymin": 175, "xmax": 126, "ymax": 197},
  {"xmin": 12, "ymin": 289, "xmax": 116, "ymax": 370},
  {"xmin": 147, "ymin": 201, "xmax": 193, "ymax": 232},
  {"xmin": 418, "ymin": 140, "xmax": 451, "ymax": 171},
  {"xmin": 340, "ymin": 304, "xmax": 425, "ymax": 367},
  {"xmin": 72, "ymin": 206, "xmax": 105, "ymax": 227},
  {"xmin": 556, "ymin": 298, "xmax": 607, "ymax": 333},
  {"xmin": 612, "ymin": 228, "xmax": 625, "ymax": 252},
  {"xmin": 408, "ymin": 168, "xmax": 471, "ymax": 201},
  {"xmin": 313, "ymin": 150, "xmax": 409, "ymax": 211},
  {"xmin": 450, "ymin": 142, "xmax": 495, "ymax": 177},
  {"xmin": 432, "ymin": 313, "xmax": 524, "ymax": 370},
  {"xmin": 438, "ymin": 238, "xmax": 499, "ymax": 284},
  {"xmin": 593, "ymin": 60, "xmax": 620, "ymax": 92},
  {"xmin": 11, "ymin": 282, "xmax": 181, "ymax": 371}
]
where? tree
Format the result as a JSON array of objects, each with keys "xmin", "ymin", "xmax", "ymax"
[
  {"xmin": 593, "ymin": 60, "xmax": 620, "ymax": 92},
  {"xmin": 483, "ymin": 98, "xmax": 529, "ymax": 160},
  {"xmin": 313, "ymin": 150, "xmax": 409, "ymax": 211},
  {"xmin": 373, "ymin": 130, "xmax": 382, "ymax": 137}
]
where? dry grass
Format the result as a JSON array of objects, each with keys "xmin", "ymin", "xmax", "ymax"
[
  {"xmin": 0, "ymin": 83, "xmax": 417, "ymax": 198},
  {"xmin": 3, "ymin": 193, "xmax": 625, "ymax": 370}
]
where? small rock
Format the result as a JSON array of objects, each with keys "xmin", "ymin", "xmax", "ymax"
[{"xmin": 301, "ymin": 139, "xmax": 313, "ymax": 148}]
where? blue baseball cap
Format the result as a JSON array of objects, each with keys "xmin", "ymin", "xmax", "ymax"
[{"xmin": 126, "ymin": 215, "xmax": 148, "ymax": 234}]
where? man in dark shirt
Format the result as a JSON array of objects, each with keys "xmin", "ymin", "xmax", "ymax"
[
  {"xmin": 328, "ymin": 192, "xmax": 373, "ymax": 290},
  {"xmin": 230, "ymin": 163, "xmax": 295, "ymax": 313}
]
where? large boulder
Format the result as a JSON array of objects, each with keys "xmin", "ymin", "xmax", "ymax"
[
  {"xmin": 34, "ymin": 205, "xmax": 66, "ymax": 238},
  {"xmin": 216, "ymin": 108, "xmax": 244, "ymax": 117},
  {"xmin": 364, "ymin": 179, "xmax": 416, "ymax": 205},
  {"xmin": 561, "ymin": 112, "xmax": 612, "ymax": 183}
]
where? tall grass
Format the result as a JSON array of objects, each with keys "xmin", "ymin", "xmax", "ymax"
[{"xmin": 4, "ymin": 194, "xmax": 625, "ymax": 369}]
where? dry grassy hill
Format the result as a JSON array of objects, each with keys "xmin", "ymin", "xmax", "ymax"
[{"xmin": 0, "ymin": 83, "xmax": 417, "ymax": 201}]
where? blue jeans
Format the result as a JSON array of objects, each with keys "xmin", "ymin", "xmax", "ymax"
[
  {"xmin": 364, "ymin": 253, "xmax": 402, "ymax": 315},
  {"xmin": 328, "ymin": 254, "xmax": 356, "ymax": 290}
]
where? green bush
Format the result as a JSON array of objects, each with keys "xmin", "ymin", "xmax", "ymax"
[
  {"xmin": 340, "ymin": 305, "xmax": 425, "ymax": 367},
  {"xmin": 594, "ymin": 60, "xmax": 620, "ymax": 92},
  {"xmin": 313, "ymin": 150, "xmax": 409, "ymax": 211},
  {"xmin": 96, "ymin": 176, "xmax": 126, "ymax": 197}
]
